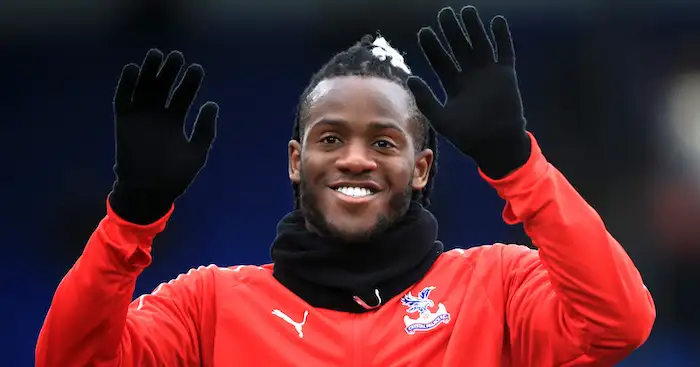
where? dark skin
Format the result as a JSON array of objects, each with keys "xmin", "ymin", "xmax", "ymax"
[{"xmin": 288, "ymin": 76, "xmax": 434, "ymax": 242}]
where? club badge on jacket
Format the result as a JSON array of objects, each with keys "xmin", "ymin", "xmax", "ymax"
[{"xmin": 401, "ymin": 286, "xmax": 451, "ymax": 335}]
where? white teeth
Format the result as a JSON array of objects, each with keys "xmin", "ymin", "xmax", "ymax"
[{"xmin": 336, "ymin": 186, "xmax": 375, "ymax": 198}]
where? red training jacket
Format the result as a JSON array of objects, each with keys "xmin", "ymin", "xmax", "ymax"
[{"xmin": 36, "ymin": 134, "xmax": 655, "ymax": 367}]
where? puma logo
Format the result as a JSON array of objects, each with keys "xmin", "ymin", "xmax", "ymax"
[{"xmin": 272, "ymin": 309, "xmax": 309, "ymax": 338}]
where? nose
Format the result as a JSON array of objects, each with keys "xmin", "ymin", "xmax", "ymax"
[{"xmin": 335, "ymin": 142, "xmax": 377, "ymax": 174}]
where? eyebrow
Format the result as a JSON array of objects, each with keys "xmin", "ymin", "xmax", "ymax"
[{"xmin": 311, "ymin": 118, "xmax": 407, "ymax": 136}]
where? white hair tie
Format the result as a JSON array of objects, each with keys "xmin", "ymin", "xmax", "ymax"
[{"xmin": 370, "ymin": 36, "xmax": 411, "ymax": 74}]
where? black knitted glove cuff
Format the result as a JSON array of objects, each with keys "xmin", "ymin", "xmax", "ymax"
[
  {"xmin": 109, "ymin": 184, "xmax": 175, "ymax": 225},
  {"xmin": 469, "ymin": 130, "xmax": 531, "ymax": 180}
]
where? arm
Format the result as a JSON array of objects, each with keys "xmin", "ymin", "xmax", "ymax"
[
  {"xmin": 485, "ymin": 133, "xmax": 655, "ymax": 366},
  {"xmin": 406, "ymin": 5, "xmax": 653, "ymax": 364},
  {"xmin": 35, "ymin": 201, "xmax": 206, "ymax": 367},
  {"xmin": 37, "ymin": 47, "xmax": 220, "ymax": 367}
]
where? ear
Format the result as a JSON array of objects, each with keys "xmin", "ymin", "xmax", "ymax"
[
  {"xmin": 288, "ymin": 140, "xmax": 302, "ymax": 184},
  {"xmin": 411, "ymin": 148, "xmax": 434, "ymax": 190}
]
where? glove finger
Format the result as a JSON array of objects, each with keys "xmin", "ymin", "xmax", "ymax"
[
  {"xmin": 190, "ymin": 101, "xmax": 219, "ymax": 151},
  {"xmin": 168, "ymin": 64, "xmax": 205, "ymax": 120},
  {"xmin": 133, "ymin": 49, "xmax": 164, "ymax": 106},
  {"xmin": 406, "ymin": 76, "xmax": 445, "ymax": 132},
  {"xmin": 417, "ymin": 27, "xmax": 461, "ymax": 97},
  {"xmin": 459, "ymin": 6, "xmax": 495, "ymax": 65},
  {"xmin": 113, "ymin": 63, "xmax": 139, "ymax": 114},
  {"xmin": 437, "ymin": 7, "xmax": 476, "ymax": 71},
  {"xmin": 155, "ymin": 50, "xmax": 185, "ymax": 106},
  {"xmin": 491, "ymin": 16, "xmax": 515, "ymax": 67}
]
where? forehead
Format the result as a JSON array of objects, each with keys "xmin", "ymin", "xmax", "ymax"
[{"xmin": 304, "ymin": 76, "xmax": 413, "ymax": 134}]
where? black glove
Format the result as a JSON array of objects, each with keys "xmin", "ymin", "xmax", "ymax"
[
  {"xmin": 109, "ymin": 49, "xmax": 219, "ymax": 224},
  {"xmin": 408, "ymin": 6, "xmax": 530, "ymax": 179}
]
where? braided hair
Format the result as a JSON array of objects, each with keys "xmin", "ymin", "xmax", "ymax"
[{"xmin": 292, "ymin": 34, "xmax": 438, "ymax": 209}]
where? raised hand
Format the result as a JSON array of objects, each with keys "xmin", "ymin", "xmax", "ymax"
[
  {"xmin": 408, "ymin": 6, "xmax": 530, "ymax": 179},
  {"xmin": 110, "ymin": 49, "xmax": 219, "ymax": 224}
]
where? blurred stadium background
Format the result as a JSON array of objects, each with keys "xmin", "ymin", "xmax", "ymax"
[{"xmin": 2, "ymin": 0, "xmax": 699, "ymax": 365}]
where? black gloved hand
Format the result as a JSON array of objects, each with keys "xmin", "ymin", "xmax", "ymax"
[
  {"xmin": 109, "ymin": 49, "xmax": 219, "ymax": 224},
  {"xmin": 408, "ymin": 6, "xmax": 530, "ymax": 179}
]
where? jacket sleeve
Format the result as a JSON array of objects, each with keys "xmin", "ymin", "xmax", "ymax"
[
  {"xmin": 36, "ymin": 199, "xmax": 207, "ymax": 367},
  {"xmin": 482, "ymin": 133, "xmax": 655, "ymax": 367}
]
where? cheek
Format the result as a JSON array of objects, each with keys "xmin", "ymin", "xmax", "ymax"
[
  {"xmin": 301, "ymin": 154, "xmax": 329, "ymax": 183},
  {"xmin": 385, "ymin": 159, "xmax": 415, "ymax": 186}
]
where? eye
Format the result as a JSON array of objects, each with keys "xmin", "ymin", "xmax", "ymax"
[
  {"xmin": 373, "ymin": 139, "xmax": 396, "ymax": 149},
  {"xmin": 319, "ymin": 135, "xmax": 341, "ymax": 145}
]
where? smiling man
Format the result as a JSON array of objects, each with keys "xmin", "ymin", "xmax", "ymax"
[
  {"xmin": 290, "ymin": 76, "xmax": 430, "ymax": 241},
  {"xmin": 36, "ymin": 5, "xmax": 655, "ymax": 367}
]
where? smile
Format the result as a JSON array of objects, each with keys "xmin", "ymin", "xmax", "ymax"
[
  {"xmin": 335, "ymin": 186, "xmax": 376, "ymax": 198},
  {"xmin": 331, "ymin": 186, "xmax": 379, "ymax": 205}
]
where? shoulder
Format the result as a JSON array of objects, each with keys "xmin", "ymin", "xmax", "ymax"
[
  {"xmin": 164, "ymin": 263, "xmax": 275, "ymax": 288},
  {"xmin": 439, "ymin": 243, "xmax": 538, "ymax": 270},
  {"xmin": 435, "ymin": 244, "xmax": 542, "ymax": 291}
]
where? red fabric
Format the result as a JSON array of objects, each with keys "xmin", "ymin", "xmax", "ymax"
[{"xmin": 36, "ymin": 134, "xmax": 654, "ymax": 367}]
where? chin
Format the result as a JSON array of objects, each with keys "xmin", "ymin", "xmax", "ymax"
[
  {"xmin": 300, "ymin": 184, "xmax": 407, "ymax": 241},
  {"xmin": 326, "ymin": 218, "xmax": 383, "ymax": 242}
]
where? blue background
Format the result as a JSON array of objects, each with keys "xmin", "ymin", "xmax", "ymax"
[{"xmin": 2, "ymin": 1, "xmax": 699, "ymax": 365}]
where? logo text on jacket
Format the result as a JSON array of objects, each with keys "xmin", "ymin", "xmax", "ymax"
[{"xmin": 400, "ymin": 286, "xmax": 451, "ymax": 335}]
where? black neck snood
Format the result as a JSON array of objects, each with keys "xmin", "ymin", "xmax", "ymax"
[{"xmin": 271, "ymin": 202, "xmax": 443, "ymax": 313}]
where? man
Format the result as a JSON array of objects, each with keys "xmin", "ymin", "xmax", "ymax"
[{"xmin": 36, "ymin": 5, "xmax": 654, "ymax": 367}]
